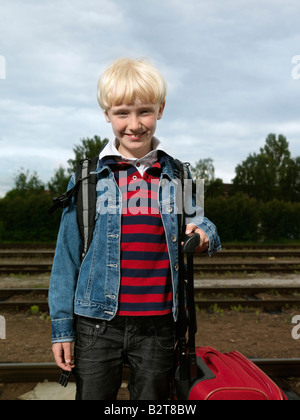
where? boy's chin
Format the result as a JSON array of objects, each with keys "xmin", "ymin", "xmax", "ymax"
[{"xmin": 119, "ymin": 137, "xmax": 153, "ymax": 153}]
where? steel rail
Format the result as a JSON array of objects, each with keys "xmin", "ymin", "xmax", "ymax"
[
  {"xmin": 0, "ymin": 363, "xmax": 60, "ymax": 383},
  {"xmin": 0, "ymin": 251, "xmax": 55, "ymax": 259},
  {"xmin": 1, "ymin": 299, "xmax": 300, "ymax": 312},
  {"xmin": 193, "ymin": 261, "xmax": 300, "ymax": 274},
  {"xmin": 1, "ymin": 359, "xmax": 300, "ymax": 384},
  {"xmin": 1, "ymin": 285, "xmax": 300, "ymax": 299},
  {"xmin": 2, "ymin": 249, "xmax": 300, "ymax": 259},
  {"xmin": 0, "ymin": 289, "xmax": 48, "ymax": 299},
  {"xmin": 214, "ymin": 250, "xmax": 300, "ymax": 257},
  {"xmin": 194, "ymin": 298, "xmax": 300, "ymax": 310},
  {"xmin": 0, "ymin": 301, "xmax": 49, "ymax": 311},
  {"xmin": 1, "ymin": 261, "xmax": 300, "ymax": 275},
  {"xmin": 1, "ymin": 243, "xmax": 300, "ymax": 250},
  {"xmin": 0, "ymin": 263, "xmax": 52, "ymax": 274},
  {"xmin": 250, "ymin": 359, "xmax": 300, "ymax": 378},
  {"xmin": 1, "ymin": 286, "xmax": 300, "ymax": 311}
]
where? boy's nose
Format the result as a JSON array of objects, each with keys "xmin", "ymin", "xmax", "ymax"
[{"xmin": 128, "ymin": 114, "xmax": 141, "ymax": 132}]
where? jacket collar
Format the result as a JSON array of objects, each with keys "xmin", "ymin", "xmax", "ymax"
[{"xmin": 96, "ymin": 137, "xmax": 175, "ymax": 180}]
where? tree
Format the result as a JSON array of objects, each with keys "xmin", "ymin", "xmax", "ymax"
[
  {"xmin": 282, "ymin": 156, "xmax": 300, "ymax": 202},
  {"xmin": 5, "ymin": 169, "xmax": 45, "ymax": 199},
  {"xmin": 48, "ymin": 166, "xmax": 70, "ymax": 197},
  {"xmin": 191, "ymin": 158, "xmax": 215, "ymax": 184},
  {"xmin": 67, "ymin": 135, "xmax": 109, "ymax": 174},
  {"xmin": 191, "ymin": 158, "xmax": 224, "ymax": 198},
  {"xmin": 232, "ymin": 134, "xmax": 300, "ymax": 202},
  {"xmin": 48, "ymin": 135, "xmax": 109, "ymax": 196}
]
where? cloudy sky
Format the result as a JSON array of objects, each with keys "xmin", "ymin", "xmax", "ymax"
[{"xmin": 0, "ymin": 0, "xmax": 300, "ymax": 196}]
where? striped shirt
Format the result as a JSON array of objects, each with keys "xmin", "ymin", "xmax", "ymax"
[{"xmin": 103, "ymin": 155, "xmax": 173, "ymax": 316}]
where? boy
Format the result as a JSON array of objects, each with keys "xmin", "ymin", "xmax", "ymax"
[{"xmin": 49, "ymin": 58, "xmax": 221, "ymax": 400}]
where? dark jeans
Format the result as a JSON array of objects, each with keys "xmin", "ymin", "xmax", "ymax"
[{"xmin": 74, "ymin": 314, "xmax": 175, "ymax": 400}]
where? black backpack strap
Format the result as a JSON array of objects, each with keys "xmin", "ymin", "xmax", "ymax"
[
  {"xmin": 48, "ymin": 156, "xmax": 99, "ymax": 261},
  {"xmin": 183, "ymin": 234, "xmax": 200, "ymax": 383},
  {"xmin": 48, "ymin": 182, "xmax": 80, "ymax": 215},
  {"xmin": 173, "ymin": 159, "xmax": 190, "ymax": 379},
  {"xmin": 173, "ymin": 159, "xmax": 194, "ymax": 240},
  {"xmin": 76, "ymin": 157, "xmax": 98, "ymax": 260},
  {"xmin": 173, "ymin": 158, "xmax": 200, "ymax": 383}
]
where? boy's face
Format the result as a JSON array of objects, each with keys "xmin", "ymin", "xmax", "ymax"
[{"xmin": 104, "ymin": 101, "xmax": 165, "ymax": 159}]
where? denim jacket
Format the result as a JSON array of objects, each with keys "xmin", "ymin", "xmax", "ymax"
[{"xmin": 49, "ymin": 156, "xmax": 221, "ymax": 343}]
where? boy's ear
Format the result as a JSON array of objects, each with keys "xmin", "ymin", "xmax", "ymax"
[
  {"xmin": 157, "ymin": 101, "xmax": 166, "ymax": 120},
  {"xmin": 104, "ymin": 110, "xmax": 111, "ymax": 123}
]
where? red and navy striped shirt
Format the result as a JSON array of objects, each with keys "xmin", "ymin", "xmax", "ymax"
[{"xmin": 103, "ymin": 156, "xmax": 173, "ymax": 316}]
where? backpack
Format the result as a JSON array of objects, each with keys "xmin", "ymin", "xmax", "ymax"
[{"xmin": 49, "ymin": 156, "xmax": 194, "ymax": 260}]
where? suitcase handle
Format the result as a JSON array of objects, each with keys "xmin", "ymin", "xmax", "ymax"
[
  {"xmin": 201, "ymin": 349, "xmax": 238, "ymax": 377},
  {"xmin": 182, "ymin": 233, "xmax": 200, "ymax": 254},
  {"xmin": 178, "ymin": 233, "xmax": 200, "ymax": 384}
]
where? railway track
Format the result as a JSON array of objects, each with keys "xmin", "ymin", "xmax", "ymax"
[
  {"xmin": 1, "ymin": 245, "xmax": 300, "ymax": 310},
  {"xmin": 1, "ymin": 243, "xmax": 300, "ymax": 250},
  {"xmin": 1, "ymin": 359, "xmax": 300, "ymax": 383},
  {"xmin": 1, "ymin": 245, "xmax": 300, "ymax": 399},
  {"xmin": 0, "ymin": 260, "xmax": 300, "ymax": 275},
  {"xmin": 1, "ymin": 286, "xmax": 300, "ymax": 311},
  {"xmin": 1, "ymin": 249, "xmax": 300, "ymax": 259},
  {"xmin": 1, "ymin": 245, "xmax": 300, "ymax": 275}
]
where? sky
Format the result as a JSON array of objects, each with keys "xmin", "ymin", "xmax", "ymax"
[{"xmin": 0, "ymin": 0, "xmax": 300, "ymax": 196}]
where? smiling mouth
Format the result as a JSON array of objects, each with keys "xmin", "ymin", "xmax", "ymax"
[{"xmin": 124, "ymin": 132, "xmax": 147, "ymax": 140}]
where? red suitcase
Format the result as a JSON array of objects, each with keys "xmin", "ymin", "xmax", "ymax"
[
  {"xmin": 178, "ymin": 347, "xmax": 286, "ymax": 400},
  {"xmin": 173, "ymin": 234, "xmax": 287, "ymax": 401}
]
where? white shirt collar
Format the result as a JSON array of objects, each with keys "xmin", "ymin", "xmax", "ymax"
[{"xmin": 99, "ymin": 137, "xmax": 168, "ymax": 165}]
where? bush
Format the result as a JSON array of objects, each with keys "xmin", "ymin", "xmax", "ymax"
[
  {"xmin": 205, "ymin": 194, "xmax": 300, "ymax": 243},
  {"xmin": 0, "ymin": 192, "xmax": 61, "ymax": 242},
  {"xmin": 0, "ymin": 189, "xmax": 299, "ymax": 244},
  {"xmin": 260, "ymin": 200, "xmax": 300, "ymax": 241},
  {"xmin": 205, "ymin": 194, "xmax": 261, "ymax": 242}
]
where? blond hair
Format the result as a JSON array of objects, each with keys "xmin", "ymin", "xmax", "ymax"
[{"xmin": 97, "ymin": 58, "xmax": 167, "ymax": 111}]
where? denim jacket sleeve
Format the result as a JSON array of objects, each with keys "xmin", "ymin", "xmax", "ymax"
[
  {"xmin": 49, "ymin": 174, "xmax": 83, "ymax": 343},
  {"xmin": 184, "ymin": 167, "xmax": 221, "ymax": 256}
]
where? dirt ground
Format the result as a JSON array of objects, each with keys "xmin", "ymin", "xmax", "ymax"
[
  {"xmin": 1, "ymin": 307, "xmax": 300, "ymax": 363},
  {"xmin": 0, "ymin": 273, "xmax": 300, "ymax": 400},
  {"xmin": 0, "ymin": 306, "xmax": 300, "ymax": 400}
]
